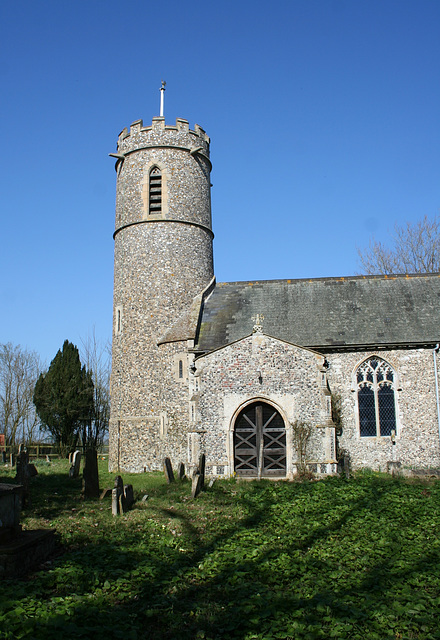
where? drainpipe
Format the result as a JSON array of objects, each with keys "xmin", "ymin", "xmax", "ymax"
[{"xmin": 433, "ymin": 344, "xmax": 440, "ymax": 447}]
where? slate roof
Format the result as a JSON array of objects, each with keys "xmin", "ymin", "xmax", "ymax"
[{"xmin": 193, "ymin": 273, "xmax": 440, "ymax": 354}]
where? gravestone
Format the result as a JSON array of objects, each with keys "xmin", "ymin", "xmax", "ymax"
[
  {"xmin": 15, "ymin": 451, "xmax": 31, "ymax": 507},
  {"xmin": 27, "ymin": 464, "xmax": 38, "ymax": 478},
  {"xmin": 111, "ymin": 476, "xmax": 135, "ymax": 515},
  {"xmin": 112, "ymin": 476, "xmax": 124, "ymax": 516},
  {"xmin": 100, "ymin": 487, "xmax": 112, "ymax": 500},
  {"xmin": 69, "ymin": 450, "xmax": 81, "ymax": 478},
  {"xmin": 82, "ymin": 449, "xmax": 99, "ymax": 498},
  {"xmin": 387, "ymin": 461, "xmax": 402, "ymax": 476},
  {"xmin": 9, "ymin": 453, "xmax": 15, "ymax": 467},
  {"xmin": 45, "ymin": 455, "xmax": 51, "ymax": 463},
  {"xmin": 0, "ymin": 483, "xmax": 55, "ymax": 577},
  {"xmin": 198, "ymin": 453, "xmax": 206, "ymax": 487},
  {"xmin": 123, "ymin": 485, "xmax": 134, "ymax": 511},
  {"xmin": 1, "ymin": 451, "xmax": 6, "ymax": 464},
  {"xmin": 191, "ymin": 472, "xmax": 204, "ymax": 499},
  {"xmin": 163, "ymin": 457, "xmax": 175, "ymax": 483},
  {"xmin": 177, "ymin": 462, "xmax": 186, "ymax": 481}
]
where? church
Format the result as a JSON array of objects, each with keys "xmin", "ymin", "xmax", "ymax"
[{"xmin": 108, "ymin": 110, "xmax": 440, "ymax": 478}]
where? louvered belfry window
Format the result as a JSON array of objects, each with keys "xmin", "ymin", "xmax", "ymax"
[
  {"xmin": 149, "ymin": 167, "xmax": 162, "ymax": 215},
  {"xmin": 357, "ymin": 358, "xmax": 397, "ymax": 437}
]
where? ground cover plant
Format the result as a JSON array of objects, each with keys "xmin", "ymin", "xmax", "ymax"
[{"xmin": 1, "ymin": 461, "xmax": 440, "ymax": 640}]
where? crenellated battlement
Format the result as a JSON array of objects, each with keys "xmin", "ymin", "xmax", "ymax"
[{"xmin": 117, "ymin": 117, "xmax": 210, "ymax": 157}]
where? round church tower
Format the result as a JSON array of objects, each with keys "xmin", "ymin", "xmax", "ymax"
[{"xmin": 109, "ymin": 115, "xmax": 214, "ymax": 472}]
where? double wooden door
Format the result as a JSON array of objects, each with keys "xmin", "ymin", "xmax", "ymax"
[{"xmin": 233, "ymin": 402, "xmax": 286, "ymax": 478}]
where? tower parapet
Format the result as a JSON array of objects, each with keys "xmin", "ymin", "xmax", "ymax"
[{"xmin": 116, "ymin": 117, "xmax": 210, "ymax": 158}]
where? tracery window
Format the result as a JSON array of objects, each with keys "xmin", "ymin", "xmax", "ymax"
[
  {"xmin": 356, "ymin": 357, "xmax": 397, "ymax": 437},
  {"xmin": 149, "ymin": 167, "xmax": 162, "ymax": 215}
]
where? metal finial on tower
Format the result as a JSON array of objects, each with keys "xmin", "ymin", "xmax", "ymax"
[{"xmin": 160, "ymin": 80, "xmax": 166, "ymax": 117}]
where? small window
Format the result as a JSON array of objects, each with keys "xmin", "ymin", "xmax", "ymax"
[
  {"xmin": 149, "ymin": 167, "xmax": 162, "ymax": 215},
  {"xmin": 115, "ymin": 305, "xmax": 123, "ymax": 335},
  {"xmin": 356, "ymin": 358, "xmax": 397, "ymax": 437},
  {"xmin": 178, "ymin": 360, "xmax": 183, "ymax": 379}
]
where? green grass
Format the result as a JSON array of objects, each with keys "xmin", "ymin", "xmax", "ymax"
[{"xmin": 1, "ymin": 461, "xmax": 440, "ymax": 639}]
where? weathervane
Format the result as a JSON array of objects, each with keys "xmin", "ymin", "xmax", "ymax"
[{"xmin": 160, "ymin": 80, "xmax": 166, "ymax": 117}]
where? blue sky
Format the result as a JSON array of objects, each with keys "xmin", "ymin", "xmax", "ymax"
[{"xmin": 1, "ymin": 0, "xmax": 439, "ymax": 365}]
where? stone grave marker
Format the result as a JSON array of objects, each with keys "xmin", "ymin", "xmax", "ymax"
[
  {"xmin": 15, "ymin": 450, "xmax": 31, "ymax": 507},
  {"xmin": 198, "ymin": 453, "xmax": 206, "ymax": 487},
  {"xmin": 69, "ymin": 450, "xmax": 81, "ymax": 478},
  {"xmin": 82, "ymin": 449, "xmax": 100, "ymax": 498},
  {"xmin": 163, "ymin": 457, "xmax": 175, "ymax": 483},
  {"xmin": 112, "ymin": 476, "xmax": 124, "ymax": 515},
  {"xmin": 1, "ymin": 451, "xmax": 6, "ymax": 464},
  {"xmin": 111, "ymin": 476, "xmax": 135, "ymax": 515},
  {"xmin": 191, "ymin": 472, "xmax": 204, "ymax": 499},
  {"xmin": 123, "ymin": 485, "xmax": 134, "ymax": 510},
  {"xmin": 9, "ymin": 453, "xmax": 15, "ymax": 467},
  {"xmin": 177, "ymin": 462, "xmax": 185, "ymax": 480}
]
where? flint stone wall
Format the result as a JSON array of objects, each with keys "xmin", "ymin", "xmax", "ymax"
[
  {"xmin": 194, "ymin": 333, "xmax": 336, "ymax": 477},
  {"xmin": 326, "ymin": 348, "xmax": 440, "ymax": 471}
]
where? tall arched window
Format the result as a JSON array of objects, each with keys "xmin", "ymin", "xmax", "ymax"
[
  {"xmin": 149, "ymin": 167, "xmax": 162, "ymax": 215},
  {"xmin": 356, "ymin": 357, "xmax": 397, "ymax": 437}
]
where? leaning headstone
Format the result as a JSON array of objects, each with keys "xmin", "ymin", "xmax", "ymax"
[
  {"xmin": 208, "ymin": 478, "xmax": 216, "ymax": 488},
  {"xmin": 45, "ymin": 455, "xmax": 51, "ymax": 463},
  {"xmin": 69, "ymin": 450, "xmax": 81, "ymax": 478},
  {"xmin": 191, "ymin": 472, "xmax": 204, "ymax": 499},
  {"xmin": 163, "ymin": 457, "xmax": 175, "ymax": 483},
  {"xmin": 82, "ymin": 449, "xmax": 100, "ymax": 498},
  {"xmin": 9, "ymin": 453, "xmax": 15, "ymax": 467},
  {"xmin": 68, "ymin": 451, "xmax": 74, "ymax": 465},
  {"xmin": 1, "ymin": 451, "xmax": 6, "ymax": 464},
  {"xmin": 141, "ymin": 494, "xmax": 149, "ymax": 502},
  {"xmin": 177, "ymin": 462, "xmax": 185, "ymax": 481},
  {"xmin": 100, "ymin": 487, "xmax": 112, "ymax": 500}
]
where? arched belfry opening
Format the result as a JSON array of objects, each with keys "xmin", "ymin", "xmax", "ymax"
[
  {"xmin": 233, "ymin": 401, "xmax": 287, "ymax": 478},
  {"xmin": 149, "ymin": 166, "xmax": 162, "ymax": 215}
]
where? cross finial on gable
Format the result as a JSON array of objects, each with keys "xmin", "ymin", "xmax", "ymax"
[{"xmin": 252, "ymin": 314, "xmax": 264, "ymax": 333}]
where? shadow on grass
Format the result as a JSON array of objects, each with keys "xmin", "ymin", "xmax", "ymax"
[{"xmin": 1, "ymin": 474, "xmax": 440, "ymax": 640}]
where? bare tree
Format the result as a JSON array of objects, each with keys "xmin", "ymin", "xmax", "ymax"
[
  {"xmin": 357, "ymin": 214, "xmax": 440, "ymax": 275},
  {"xmin": 80, "ymin": 329, "xmax": 111, "ymax": 450},
  {"xmin": 0, "ymin": 343, "xmax": 42, "ymax": 446}
]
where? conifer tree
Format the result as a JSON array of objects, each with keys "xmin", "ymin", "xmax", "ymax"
[{"xmin": 33, "ymin": 340, "xmax": 94, "ymax": 454}]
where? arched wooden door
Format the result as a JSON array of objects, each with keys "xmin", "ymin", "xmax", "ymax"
[{"xmin": 233, "ymin": 402, "xmax": 287, "ymax": 478}]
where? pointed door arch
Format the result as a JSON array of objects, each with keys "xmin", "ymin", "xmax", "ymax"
[{"xmin": 233, "ymin": 401, "xmax": 287, "ymax": 478}]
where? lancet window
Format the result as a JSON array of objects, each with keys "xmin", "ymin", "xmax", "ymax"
[{"xmin": 356, "ymin": 357, "xmax": 397, "ymax": 437}]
